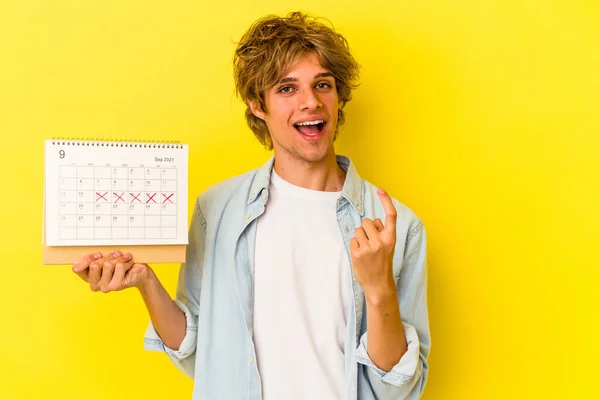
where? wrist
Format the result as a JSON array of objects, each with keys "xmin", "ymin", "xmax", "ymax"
[
  {"xmin": 136, "ymin": 265, "xmax": 156, "ymax": 295},
  {"xmin": 364, "ymin": 283, "xmax": 397, "ymax": 308}
]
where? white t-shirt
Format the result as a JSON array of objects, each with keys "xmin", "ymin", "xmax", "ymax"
[{"xmin": 253, "ymin": 169, "xmax": 352, "ymax": 400}]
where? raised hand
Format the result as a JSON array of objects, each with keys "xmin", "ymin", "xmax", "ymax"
[{"xmin": 350, "ymin": 188, "xmax": 398, "ymax": 302}]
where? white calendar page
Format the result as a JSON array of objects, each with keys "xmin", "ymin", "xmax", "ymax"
[{"xmin": 44, "ymin": 140, "xmax": 189, "ymax": 246}]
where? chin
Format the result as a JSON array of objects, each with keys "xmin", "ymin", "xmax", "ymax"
[
  {"xmin": 297, "ymin": 146, "xmax": 331, "ymax": 164},
  {"xmin": 273, "ymin": 131, "xmax": 334, "ymax": 164}
]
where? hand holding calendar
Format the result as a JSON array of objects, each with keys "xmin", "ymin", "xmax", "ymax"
[{"xmin": 72, "ymin": 251, "xmax": 151, "ymax": 292}]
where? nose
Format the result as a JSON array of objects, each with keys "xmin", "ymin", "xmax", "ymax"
[{"xmin": 298, "ymin": 88, "xmax": 322, "ymax": 111}]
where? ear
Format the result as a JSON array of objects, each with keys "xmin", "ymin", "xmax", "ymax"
[{"xmin": 249, "ymin": 100, "xmax": 266, "ymax": 121}]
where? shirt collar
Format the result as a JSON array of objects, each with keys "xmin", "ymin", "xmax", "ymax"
[{"xmin": 247, "ymin": 154, "xmax": 365, "ymax": 216}]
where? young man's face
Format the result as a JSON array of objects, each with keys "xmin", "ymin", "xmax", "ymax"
[{"xmin": 252, "ymin": 52, "xmax": 339, "ymax": 164}]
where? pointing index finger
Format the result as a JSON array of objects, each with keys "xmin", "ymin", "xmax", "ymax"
[{"xmin": 377, "ymin": 188, "xmax": 397, "ymax": 232}]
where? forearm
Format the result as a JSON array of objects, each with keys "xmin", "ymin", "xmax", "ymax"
[
  {"xmin": 138, "ymin": 268, "xmax": 187, "ymax": 350},
  {"xmin": 365, "ymin": 290, "xmax": 408, "ymax": 372}
]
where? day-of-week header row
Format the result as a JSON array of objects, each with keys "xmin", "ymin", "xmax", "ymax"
[{"xmin": 59, "ymin": 166, "xmax": 177, "ymax": 180}]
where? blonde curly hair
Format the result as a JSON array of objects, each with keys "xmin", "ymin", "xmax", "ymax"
[{"xmin": 233, "ymin": 11, "xmax": 360, "ymax": 149}]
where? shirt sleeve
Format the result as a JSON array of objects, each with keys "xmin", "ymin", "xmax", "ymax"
[
  {"xmin": 143, "ymin": 199, "xmax": 206, "ymax": 379},
  {"xmin": 143, "ymin": 299, "xmax": 198, "ymax": 358},
  {"xmin": 357, "ymin": 220, "xmax": 431, "ymax": 399}
]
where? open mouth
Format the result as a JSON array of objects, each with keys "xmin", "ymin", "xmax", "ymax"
[{"xmin": 293, "ymin": 120, "xmax": 326, "ymax": 137}]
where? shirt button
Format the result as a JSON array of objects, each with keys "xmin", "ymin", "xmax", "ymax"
[
  {"xmin": 249, "ymin": 357, "xmax": 254, "ymax": 364},
  {"xmin": 244, "ymin": 214, "xmax": 250, "ymax": 220},
  {"xmin": 357, "ymin": 205, "xmax": 362, "ymax": 212},
  {"xmin": 345, "ymin": 227, "xmax": 350, "ymax": 233}
]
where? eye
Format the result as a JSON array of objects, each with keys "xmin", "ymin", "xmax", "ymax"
[
  {"xmin": 278, "ymin": 86, "xmax": 294, "ymax": 94},
  {"xmin": 316, "ymin": 82, "xmax": 332, "ymax": 90}
]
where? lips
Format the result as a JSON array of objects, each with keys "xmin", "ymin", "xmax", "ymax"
[{"xmin": 293, "ymin": 119, "xmax": 326, "ymax": 137}]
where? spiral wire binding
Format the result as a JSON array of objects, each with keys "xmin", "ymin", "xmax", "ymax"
[{"xmin": 49, "ymin": 137, "xmax": 184, "ymax": 149}]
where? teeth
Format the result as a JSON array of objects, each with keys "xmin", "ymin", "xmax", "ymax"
[{"xmin": 295, "ymin": 120, "xmax": 324, "ymax": 126}]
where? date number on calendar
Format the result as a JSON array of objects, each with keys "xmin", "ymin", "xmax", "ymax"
[{"xmin": 155, "ymin": 157, "xmax": 174, "ymax": 162}]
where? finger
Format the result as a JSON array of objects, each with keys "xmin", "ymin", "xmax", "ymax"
[
  {"xmin": 104, "ymin": 252, "xmax": 132, "ymax": 269},
  {"xmin": 73, "ymin": 252, "xmax": 101, "ymax": 273},
  {"xmin": 373, "ymin": 218, "xmax": 384, "ymax": 232},
  {"xmin": 109, "ymin": 261, "xmax": 133, "ymax": 291},
  {"xmin": 361, "ymin": 218, "xmax": 380, "ymax": 240},
  {"xmin": 72, "ymin": 252, "xmax": 101, "ymax": 282},
  {"xmin": 354, "ymin": 227, "xmax": 369, "ymax": 247},
  {"xmin": 74, "ymin": 268, "xmax": 90, "ymax": 282},
  {"xmin": 108, "ymin": 254, "xmax": 133, "ymax": 291},
  {"xmin": 350, "ymin": 237, "xmax": 360, "ymax": 253},
  {"xmin": 377, "ymin": 188, "xmax": 397, "ymax": 232},
  {"xmin": 88, "ymin": 251, "xmax": 118, "ymax": 288},
  {"xmin": 98, "ymin": 251, "xmax": 124, "ymax": 292},
  {"xmin": 99, "ymin": 260, "xmax": 115, "ymax": 292},
  {"xmin": 88, "ymin": 262, "xmax": 102, "ymax": 288}
]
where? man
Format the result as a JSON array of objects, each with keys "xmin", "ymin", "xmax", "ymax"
[{"xmin": 72, "ymin": 11, "xmax": 430, "ymax": 400}]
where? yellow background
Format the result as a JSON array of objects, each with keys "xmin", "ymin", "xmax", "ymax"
[{"xmin": 0, "ymin": 0, "xmax": 597, "ymax": 399}]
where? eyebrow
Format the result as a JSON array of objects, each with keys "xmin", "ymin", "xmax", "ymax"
[{"xmin": 276, "ymin": 72, "xmax": 335, "ymax": 85}]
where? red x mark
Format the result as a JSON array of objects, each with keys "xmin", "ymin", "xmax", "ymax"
[
  {"xmin": 162, "ymin": 193, "xmax": 174, "ymax": 203},
  {"xmin": 146, "ymin": 193, "xmax": 157, "ymax": 204},
  {"xmin": 113, "ymin": 192, "xmax": 125, "ymax": 203},
  {"xmin": 96, "ymin": 192, "xmax": 108, "ymax": 201},
  {"xmin": 130, "ymin": 193, "xmax": 141, "ymax": 203}
]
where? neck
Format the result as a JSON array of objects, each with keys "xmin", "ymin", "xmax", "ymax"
[{"xmin": 273, "ymin": 150, "xmax": 346, "ymax": 192}]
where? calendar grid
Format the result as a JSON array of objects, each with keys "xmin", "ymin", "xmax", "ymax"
[{"xmin": 58, "ymin": 165, "xmax": 178, "ymax": 241}]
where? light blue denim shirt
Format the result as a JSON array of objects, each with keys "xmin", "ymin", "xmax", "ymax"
[{"xmin": 144, "ymin": 155, "xmax": 431, "ymax": 400}]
